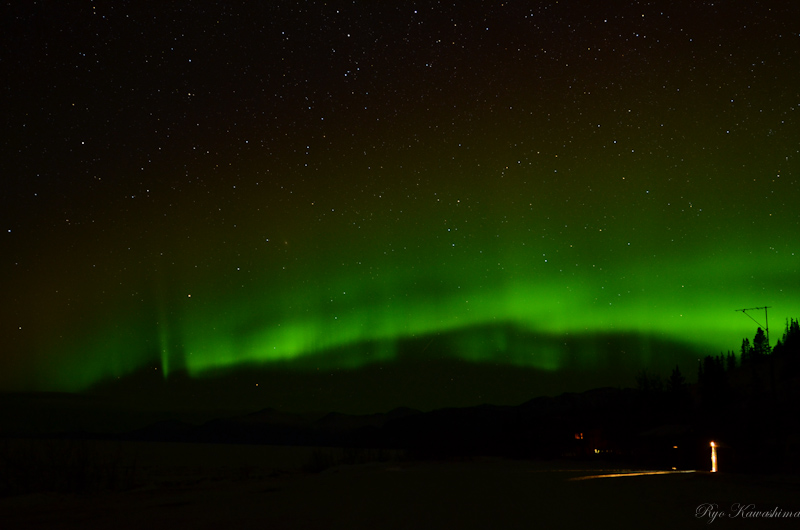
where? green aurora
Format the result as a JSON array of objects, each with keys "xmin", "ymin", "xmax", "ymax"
[
  {"xmin": 19, "ymin": 214, "xmax": 799, "ymax": 393},
  {"xmin": 7, "ymin": 131, "xmax": 800, "ymax": 394},
  {"xmin": 3, "ymin": 1, "xmax": 799, "ymax": 402}
]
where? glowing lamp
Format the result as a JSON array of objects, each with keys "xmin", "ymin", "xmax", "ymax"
[{"xmin": 710, "ymin": 441, "xmax": 717, "ymax": 472}]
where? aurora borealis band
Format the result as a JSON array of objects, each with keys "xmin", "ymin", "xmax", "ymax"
[{"xmin": 2, "ymin": 1, "xmax": 799, "ymax": 407}]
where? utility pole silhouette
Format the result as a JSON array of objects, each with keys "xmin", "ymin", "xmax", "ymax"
[{"xmin": 735, "ymin": 306, "xmax": 771, "ymax": 347}]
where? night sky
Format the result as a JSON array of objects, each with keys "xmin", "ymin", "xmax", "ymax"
[{"xmin": 3, "ymin": 1, "xmax": 799, "ymax": 412}]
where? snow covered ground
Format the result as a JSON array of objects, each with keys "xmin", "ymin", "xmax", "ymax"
[{"xmin": 2, "ymin": 441, "xmax": 800, "ymax": 529}]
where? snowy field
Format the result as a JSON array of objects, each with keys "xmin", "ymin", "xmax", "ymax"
[{"xmin": 2, "ymin": 440, "xmax": 799, "ymax": 529}]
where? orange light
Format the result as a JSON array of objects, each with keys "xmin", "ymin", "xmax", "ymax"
[
  {"xmin": 710, "ymin": 441, "xmax": 718, "ymax": 472},
  {"xmin": 569, "ymin": 470, "xmax": 695, "ymax": 481}
]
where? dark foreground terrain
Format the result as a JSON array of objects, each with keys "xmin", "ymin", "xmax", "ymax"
[
  {"xmin": 3, "ymin": 348, "xmax": 800, "ymax": 530},
  {"xmin": 1, "ymin": 439, "xmax": 800, "ymax": 530}
]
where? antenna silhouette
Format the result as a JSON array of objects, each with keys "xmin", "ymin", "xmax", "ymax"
[{"xmin": 735, "ymin": 306, "xmax": 771, "ymax": 346}]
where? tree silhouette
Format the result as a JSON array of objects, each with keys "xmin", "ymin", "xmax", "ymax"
[
  {"xmin": 773, "ymin": 318, "xmax": 800, "ymax": 358},
  {"xmin": 788, "ymin": 319, "xmax": 800, "ymax": 354},
  {"xmin": 740, "ymin": 337, "xmax": 753, "ymax": 364},
  {"xmin": 752, "ymin": 327, "xmax": 769, "ymax": 359},
  {"xmin": 667, "ymin": 365, "xmax": 685, "ymax": 393},
  {"xmin": 635, "ymin": 369, "xmax": 663, "ymax": 394},
  {"xmin": 698, "ymin": 354, "xmax": 728, "ymax": 409},
  {"xmin": 726, "ymin": 351, "xmax": 736, "ymax": 371}
]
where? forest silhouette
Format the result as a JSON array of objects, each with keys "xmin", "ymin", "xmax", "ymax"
[{"xmin": 633, "ymin": 318, "xmax": 800, "ymax": 472}]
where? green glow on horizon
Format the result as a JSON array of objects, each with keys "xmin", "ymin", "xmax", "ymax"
[
  {"xmin": 12, "ymin": 147, "xmax": 800, "ymax": 394},
  {"xmin": 172, "ymin": 248, "xmax": 798, "ymax": 378},
  {"xmin": 25, "ymin": 232, "xmax": 797, "ymax": 394},
  {"xmin": 17, "ymin": 223, "xmax": 788, "ymax": 390},
  {"xmin": 20, "ymin": 199, "xmax": 796, "ymax": 395}
]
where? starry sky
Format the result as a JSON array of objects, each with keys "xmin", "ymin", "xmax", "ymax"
[{"xmin": 2, "ymin": 1, "xmax": 799, "ymax": 411}]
